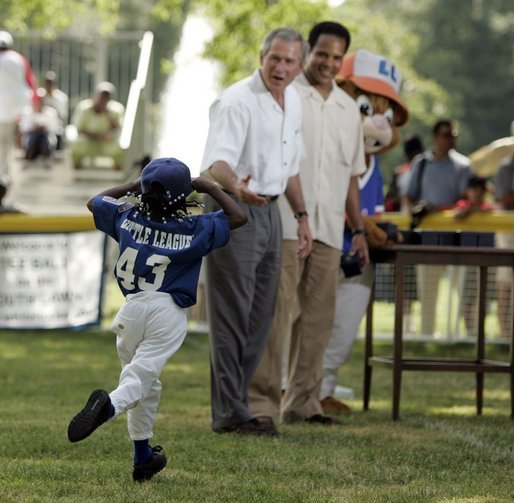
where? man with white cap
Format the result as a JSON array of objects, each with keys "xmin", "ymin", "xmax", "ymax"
[{"xmin": 0, "ymin": 30, "xmax": 38, "ymax": 207}]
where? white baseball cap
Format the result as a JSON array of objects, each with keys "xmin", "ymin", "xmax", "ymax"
[
  {"xmin": 95, "ymin": 81, "xmax": 116, "ymax": 96},
  {"xmin": 337, "ymin": 49, "xmax": 409, "ymax": 126},
  {"xmin": 0, "ymin": 31, "xmax": 14, "ymax": 49}
]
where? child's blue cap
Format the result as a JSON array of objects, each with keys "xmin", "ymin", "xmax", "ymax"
[{"xmin": 141, "ymin": 157, "xmax": 193, "ymax": 201}]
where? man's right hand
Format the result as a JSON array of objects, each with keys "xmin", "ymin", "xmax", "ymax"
[{"xmin": 234, "ymin": 175, "xmax": 268, "ymax": 206}]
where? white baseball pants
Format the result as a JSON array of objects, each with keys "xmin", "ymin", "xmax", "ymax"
[
  {"xmin": 109, "ymin": 291, "xmax": 187, "ymax": 440},
  {"xmin": 0, "ymin": 122, "xmax": 16, "ymax": 185},
  {"xmin": 321, "ymin": 265, "xmax": 374, "ymax": 400}
]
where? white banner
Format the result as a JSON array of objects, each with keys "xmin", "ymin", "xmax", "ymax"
[{"xmin": 0, "ymin": 231, "xmax": 106, "ymax": 329}]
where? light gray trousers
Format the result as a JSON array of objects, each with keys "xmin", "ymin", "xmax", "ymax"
[{"xmin": 204, "ymin": 195, "xmax": 282, "ymax": 431}]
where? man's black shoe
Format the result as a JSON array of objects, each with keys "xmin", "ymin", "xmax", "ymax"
[
  {"xmin": 253, "ymin": 416, "xmax": 280, "ymax": 436},
  {"xmin": 305, "ymin": 414, "xmax": 338, "ymax": 425},
  {"xmin": 68, "ymin": 389, "xmax": 111, "ymax": 443},
  {"xmin": 216, "ymin": 418, "xmax": 278, "ymax": 436},
  {"xmin": 133, "ymin": 445, "xmax": 167, "ymax": 482}
]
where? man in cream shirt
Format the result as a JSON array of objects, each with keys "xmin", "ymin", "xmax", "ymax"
[
  {"xmin": 249, "ymin": 21, "xmax": 368, "ymax": 428},
  {"xmin": 200, "ymin": 27, "xmax": 312, "ymax": 436}
]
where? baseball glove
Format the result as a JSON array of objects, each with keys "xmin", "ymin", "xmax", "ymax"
[
  {"xmin": 362, "ymin": 216, "xmax": 403, "ymax": 248},
  {"xmin": 363, "ymin": 216, "xmax": 388, "ymax": 248}
]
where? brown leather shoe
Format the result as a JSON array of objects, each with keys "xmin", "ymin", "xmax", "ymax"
[{"xmin": 321, "ymin": 396, "xmax": 352, "ymax": 416}]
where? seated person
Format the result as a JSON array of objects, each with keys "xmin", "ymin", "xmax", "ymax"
[
  {"xmin": 19, "ymin": 89, "xmax": 59, "ymax": 168},
  {"xmin": 453, "ymin": 175, "xmax": 495, "ymax": 219},
  {"xmin": 71, "ymin": 81, "xmax": 124, "ymax": 171},
  {"xmin": 453, "ymin": 175, "xmax": 496, "ymax": 335},
  {"xmin": 38, "ymin": 71, "xmax": 69, "ymax": 150}
]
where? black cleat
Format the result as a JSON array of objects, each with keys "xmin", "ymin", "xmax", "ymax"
[
  {"xmin": 68, "ymin": 389, "xmax": 111, "ymax": 443},
  {"xmin": 133, "ymin": 445, "xmax": 167, "ymax": 482}
]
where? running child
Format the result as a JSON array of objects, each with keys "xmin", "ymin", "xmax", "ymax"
[{"xmin": 67, "ymin": 157, "xmax": 247, "ymax": 482}]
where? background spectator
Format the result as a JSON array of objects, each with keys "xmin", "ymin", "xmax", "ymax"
[
  {"xmin": 71, "ymin": 81, "xmax": 124, "ymax": 171},
  {"xmin": 0, "ymin": 30, "xmax": 37, "ymax": 203},
  {"xmin": 453, "ymin": 175, "xmax": 494, "ymax": 220},
  {"xmin": 453, "ymin": 176, "xmax": 496, "ymax": 335},
  {"xmin": 39, "ymin": 70, "xmax": 69, "ymax": 150},
  {"xmin": 19, "ymin": 89, "xmax": 59, "ymax": 168},
  {"xmin": 385, "ymin": 135, "xmax": 424, "ymax": 212},
  {"xmin": 493, "ymin": 146, "xmax": 514, "ymax": 339},
  {"xmin": 406, "ymin": 119, "xmax": 472, "ymax": 336}
]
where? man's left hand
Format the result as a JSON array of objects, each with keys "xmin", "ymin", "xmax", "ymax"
[
  {"xmin": 350, "ymin": 234, "xmax": 369, "ymax": 269},
  {"xmin": 296, "ymin": 218, "xmax": 312, "ymax": 260}
]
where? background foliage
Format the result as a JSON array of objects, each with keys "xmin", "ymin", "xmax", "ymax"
[{"xmin": 2, "ymin": 0, "xmax": 513, "ymax": 179}]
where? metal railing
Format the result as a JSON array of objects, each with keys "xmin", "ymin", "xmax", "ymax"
[
  {"xmin": 119, "ymin": 31, "xmax": 154, "ymax": 175},
  {"xmin": 12, "ymin": 30, "xmax": 155, "ymax": 173},
  {"xmin": 13, "ymin": 31, "xmax": 147, "ymax": 116}
]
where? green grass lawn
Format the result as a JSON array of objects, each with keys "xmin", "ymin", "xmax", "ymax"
[{"xmin": 0, "ymin": 327, "xmax": 513, "ymax": 502}]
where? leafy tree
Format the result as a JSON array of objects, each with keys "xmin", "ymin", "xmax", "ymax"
[
  {"xmin": 6, "ymin": 0, "xmax": 512, "ymax": 178},
  {"xmin": 198, "ymin": 0, "xmax": 329, "ymax": 86},
  {"xmin": 118, "ymin": 0, "xmax": 193, "ymax": 101},
  {"xmin": 412, "ymin": 0, "xmax": 514, "ymax": 153},
  {"xmin": 347, "ymin": 0, "xmax": 514, "ymax": 158},
  {"xmin": 333, "ymin": 0, "xmax": 452, "ymax": 178},
  {"xmin": 1, "ymin": 0, "xmax": 120, "ymax": 34}
]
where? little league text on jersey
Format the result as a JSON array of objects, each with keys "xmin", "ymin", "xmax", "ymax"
[{"xmin": 120, "ymin": 218, "xmax": 193, "ymax": 250}]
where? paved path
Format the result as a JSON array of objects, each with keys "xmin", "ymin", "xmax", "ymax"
[{"xmin": 5, "ymin": 149, "xmax": 127, "ymax": 215}]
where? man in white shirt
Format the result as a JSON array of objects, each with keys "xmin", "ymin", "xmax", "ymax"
[
  {"xmin": 249, "ymin": 21, "xmax": 368, "ymax": 427},
  {"xmin": 19, "ymin": 89, "xmax": 60, "ymax": 168},
  {"xmin": 39, "ymin": 71, "xmax": 69, "ymax": 150},
  {"xmin": 200, "ymin": 27, "xmax": 312, "ymax": 436},
  {"xmin": 0, "ymin": 31, "xmax": 37, "ymax": 205},
  {"xmin": 71, "ymin": 82, "xmax": 124, "ymax": 171}
]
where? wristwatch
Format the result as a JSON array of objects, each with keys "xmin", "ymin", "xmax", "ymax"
[
  {"xmin": 352, "ymin": 228, "xmax": 367, "ymax": 237},
  {"xmin": 294, "ymin": 210, "xmax": 309, "ymax": 219}
]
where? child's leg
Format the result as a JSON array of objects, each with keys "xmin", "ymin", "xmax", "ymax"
[
  {"xmin": 109, "ymin": 293, "xmax": 187, "ymax": 435},
  {"xmin": 127, "ymin": 379, "xmax": 161, "ymax": 440}
]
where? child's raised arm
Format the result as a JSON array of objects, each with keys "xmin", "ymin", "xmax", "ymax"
[
  {"xmin": 86, "ymin": 179, "xmax": 142, "ymax": 212},
  {"xmin": 192, "ymin": 177, "xmax": 247, "ymax": 230}
]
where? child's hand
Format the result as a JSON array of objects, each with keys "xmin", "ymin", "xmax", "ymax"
[
  {"xmin": 130, "ymin": 178, "xmax": 142, "ymax": 195},
  {"xmin": 192, "ymin": 177, "xmax": 215, "ymax": 194},
  {"xmin": 453, "ymin": 206, "xmax": 472, "ymax": 220}
]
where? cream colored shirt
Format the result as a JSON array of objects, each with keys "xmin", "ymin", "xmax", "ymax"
[
  {"xmin": 200, "ymin": 70, "xmax": 304, "ymax": 196},
  {"xmin": 72, "ymin": 99, "xmax": 124, "ymax": 137},
  {"xmin": 279, "ymin": 73, "xmax": 366, "ymax": 250}
]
